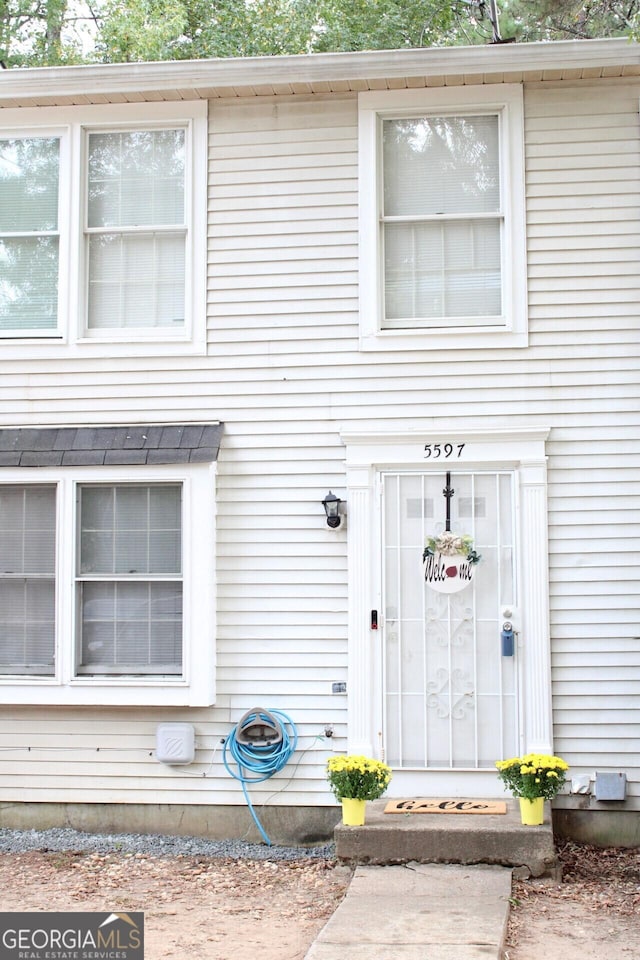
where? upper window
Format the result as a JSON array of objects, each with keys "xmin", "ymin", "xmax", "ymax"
[
  {"xmin": 0, "ymin": 137, "xmax": 61, "ymax": 335},
  {"xmin": 0, "ymin": 102, "xmax": 207, "ymax": 356},
  {"xmin": 86, "ymin": 129, "xmax": 187, "ymax": 333},
  {"xmin": 359, "ymin": 85, "xmax": 527, "ymax": 351}
]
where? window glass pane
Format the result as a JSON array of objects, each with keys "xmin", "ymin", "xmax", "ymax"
[
  {"xmin": 80, "ymin": 485, "xmax": 114, "ymax": 529},
  {"xmin": 115, "ymin": 485, "xmax": 149, "ymax": 528},
  {"xmin": 383, "ymin": 116, "xmax": 500, "ymax": 217},
  {"xmin": 384, "ymin": 219, "xmax": 501, "ymax": 322},
  {"xmin": 80, "ymin": 581, "xmax": 115, "ymax": 664},
  {"xmin": 0, "ymin": 485, "xmax": 56, "ymax": 674},
  {"xmin": 0, "ymin": 485, "xmax": 56, "ymax": 574},
  {"xmin": 0, "ymin": 137, "xmax": 59, "ymax": 232},
  {"xmin": 87, "ymin": 129, "xmax": 185, "ymax": 229},
  {"xmin": 87, "ymin": 232, "xmax": 185, "ymax": 329},
  {"xmin": 80, "ymin": 581, "xmax": 182, "ymax": 672},
  {"xmin": 0, "ymin": 237, "xmax": 59, "ymax": 331},
  {"xmin": 79, "ymin": 484, "xmax": 182, "ymax": 576}
]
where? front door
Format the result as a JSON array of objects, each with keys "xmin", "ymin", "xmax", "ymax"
[{"xmin": 380, "ymin": 470, "xmax": 521, "ymax": 790}]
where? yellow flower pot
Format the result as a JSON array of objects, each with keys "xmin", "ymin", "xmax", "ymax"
[
  {"xmin": 341, "ymin": 798, "xmax": 366, "ymax": 826},
  {"xmin": 519, "ymin": 797, "xmax": 545, "ymax": 825}
]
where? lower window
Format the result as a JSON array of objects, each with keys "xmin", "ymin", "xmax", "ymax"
[
  {"xmin": 0, "ymin": 465, "xmax": 216, "ymax": 706},
  {"xmin": 0, "ymin": 484, "xmax": 56, "ymax": 676},
  {"xmin": 76, "ymin": 484, "xmax": 183, "ymax": 676}
]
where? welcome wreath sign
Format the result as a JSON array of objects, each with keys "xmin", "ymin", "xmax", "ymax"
[{"xmin": 422, "ymin": 531, "xmax": 481, "ymax": 594}]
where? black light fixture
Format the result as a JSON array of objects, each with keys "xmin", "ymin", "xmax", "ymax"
[{"xmin": 322, "ymin": 491, "xmax": 342, "ymax": 529}]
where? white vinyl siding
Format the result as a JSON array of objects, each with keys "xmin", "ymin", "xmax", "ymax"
[
  {"xmin": 0, "ymin": 77, "xmax": 637, "ymax": 810},
  {"xmin": 204, "ymin": 94, "xmax": 354, "ymax": 807},
  {"xmin": 524, "ymin": 79, "xmax": 640, "ymax": 806}
]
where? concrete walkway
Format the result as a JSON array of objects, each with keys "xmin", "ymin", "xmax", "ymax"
[{"xmin": 305, "ymin": 861, "xmax": 512, "ymax": 960}]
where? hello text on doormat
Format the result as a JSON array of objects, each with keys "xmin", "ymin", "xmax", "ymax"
[{"xmin": 384, "ymin": 799, "xmax": 507, "ymax": 815}]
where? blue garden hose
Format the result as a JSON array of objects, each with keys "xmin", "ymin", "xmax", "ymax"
[{"xmin": 222, "ymin": 708, "xmax": 298, "ymax": 846}]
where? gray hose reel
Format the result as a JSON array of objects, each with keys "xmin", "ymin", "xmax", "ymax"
[{"xmin": 234, "ymin": 707, "xmax": 284, "ymax": 747}]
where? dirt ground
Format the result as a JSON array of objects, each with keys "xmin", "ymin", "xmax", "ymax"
[
  {"xmin": 505, "ymin": 840, "xmax": 640, "ymax": 960},
  {"xmin": 0, "ymin": 850, "xmax": 352, "ymax": 960},
  {"xmin": 0, "ymin": 839, "xmax": 638, "ymax": 960}
]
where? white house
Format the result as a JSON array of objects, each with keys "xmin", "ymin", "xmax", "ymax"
[{"xmin": 0, "ymin": 37, "xmax": 638, "ymax": 846}]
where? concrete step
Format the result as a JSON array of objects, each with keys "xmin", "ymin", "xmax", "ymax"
[{"xmin": 334, "ymin": 797, "xmax": 558, "ymax": 877}]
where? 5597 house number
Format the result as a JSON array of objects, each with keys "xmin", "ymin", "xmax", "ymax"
[{"xmin": 424, "ymin": 443, "xmax": 465, "ymax": 459}]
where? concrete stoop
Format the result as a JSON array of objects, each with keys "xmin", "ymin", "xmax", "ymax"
[{"xmin": 335, "ymin": 798, "xmax": 558, "ymax": 878}]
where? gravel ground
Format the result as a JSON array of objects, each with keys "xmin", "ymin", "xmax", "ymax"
[{"xmin": 0, "ymin": 826, "xmax": 335, "ymax": 860}]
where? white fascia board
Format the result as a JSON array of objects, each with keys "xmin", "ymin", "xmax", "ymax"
[{"xmin": 0, "ymin": 37, "xmax": 638, "ymax": 104}]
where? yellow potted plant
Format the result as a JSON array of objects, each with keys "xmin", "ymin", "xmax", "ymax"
[
  {"xmin": 496, "ymin": 753, "xmax": 569, "ymax": 825},
  {"xmin": 326, "ymin": 754, "xmax": 392, "ymax": 825}
]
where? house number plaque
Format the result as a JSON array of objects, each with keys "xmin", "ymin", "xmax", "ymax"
[{"xmin": 424, "ymin": 443, "xmax": 465, "ymax": 459}]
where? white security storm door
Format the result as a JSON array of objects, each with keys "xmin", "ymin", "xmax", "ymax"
[{"xmin": 381, "ymin": 470, "xmax": 520, "ymax": 772}]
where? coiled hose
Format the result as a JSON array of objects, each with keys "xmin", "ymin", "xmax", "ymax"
[{"xmin": 222, "ymin": 708, "xmax": 298, "ymax": 846}]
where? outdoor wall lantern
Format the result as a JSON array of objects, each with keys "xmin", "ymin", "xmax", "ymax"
[{"xmin": 322, "ymin": 491, "xmax": 343, "ymax": 529}]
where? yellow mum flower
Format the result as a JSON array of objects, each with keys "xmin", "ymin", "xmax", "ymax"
[{"xmin": 495, "ymin": 751, "xmax": 569, "ymax": 801}]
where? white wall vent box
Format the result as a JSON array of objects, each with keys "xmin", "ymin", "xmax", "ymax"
[
  {"xmin": 570, "ymin": 774, "xmax": 591, "ymax": 795},
  {"xmin": 594, "ymin": 771, "xmax": 626, "ymax": 801},
  {"xmin": 156, "ymin": 723, "xmax": 195, "ymax": 765}
]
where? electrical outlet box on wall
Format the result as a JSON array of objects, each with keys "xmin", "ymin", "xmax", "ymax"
[
  {"xmin": 156, "ymin": 723, "xmax": 195, "ymax": 765},
  {"xmin": 594, "ymin": 771, "xmax": 627, "ymax": 801}
]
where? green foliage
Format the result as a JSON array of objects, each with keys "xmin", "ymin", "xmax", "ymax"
[
  {"xmin": 96, "ymin": 0, "xmax": 188, "ymax": 62},
  {"xmin": 0, "ymin": 0, "xmax": 90, "ymax": 66},
  {"xmin": 311, "ymin": 0, "xmax": 458, "ymax": 53},
  {"xmin": 493, "ymin": 0, "xmax": 640, "ymax": 43},
  {"xmin": 95, "ymin": 0, "xmax": 318, "ymax": 61},
  {"xmin": 0, "ymin": 0, "xmax": 638, "ymax": 68},
  {"xmin": 423, "ymin": 531, "xmax": 482, "ymax": 565}
]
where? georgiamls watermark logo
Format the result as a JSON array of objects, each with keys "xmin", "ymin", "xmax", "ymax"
[{"xmin": 0, "ymin": 912, "xmax": 144, "ymax": 960}]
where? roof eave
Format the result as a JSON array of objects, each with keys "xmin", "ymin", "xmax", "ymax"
[{"xmin": 0, "ymin": 36, "xmax": 638, "ymax": 104}]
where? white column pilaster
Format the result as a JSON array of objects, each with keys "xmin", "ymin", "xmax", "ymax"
[
  {"xmin": 519, "ymin": 458, "xmax": 553, "ymax": 755},
  {"xmin": 346, "ymin": 466, "xmax": 375, "ymax": 756}
]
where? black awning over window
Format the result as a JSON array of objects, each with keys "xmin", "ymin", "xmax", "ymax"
[{"xmin": 0, "ymin": 424, "xmax": 223, "ymax": 467}]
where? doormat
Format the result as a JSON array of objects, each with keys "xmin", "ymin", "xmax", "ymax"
[{"xmin": 384, "ymin": 798, "xmax": 507, "ymax": 815}]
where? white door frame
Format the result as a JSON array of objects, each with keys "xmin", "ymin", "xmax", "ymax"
[{"xmin": 341, "ymin": 426, "xmax": 553, "ymax": 770}]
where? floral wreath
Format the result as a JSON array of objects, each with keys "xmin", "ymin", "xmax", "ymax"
[{"xmin": 423, "ymin": 531, "xmax": 482, "ymax": 566}]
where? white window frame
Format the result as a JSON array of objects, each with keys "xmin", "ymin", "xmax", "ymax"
[
  {"xmin": 0, "ymin": 461, "xmax": 216, "ymax": 706},
  {"xmin": 0, "ymin": 101, "xmax": 207, "ymax": 358},
  {"xmin": 358, "ymin": 84, "xmax": 528, "ymax": 351}
]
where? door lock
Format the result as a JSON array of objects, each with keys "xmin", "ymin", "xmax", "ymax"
[{"xmin": 501, "ymin": 621, "xmax": 515, "ymax": 657}]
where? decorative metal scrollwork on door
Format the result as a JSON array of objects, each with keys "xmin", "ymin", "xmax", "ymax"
[{"xmin": 426, "ymin": 668, "xmax": 475, "ymax": 720}]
